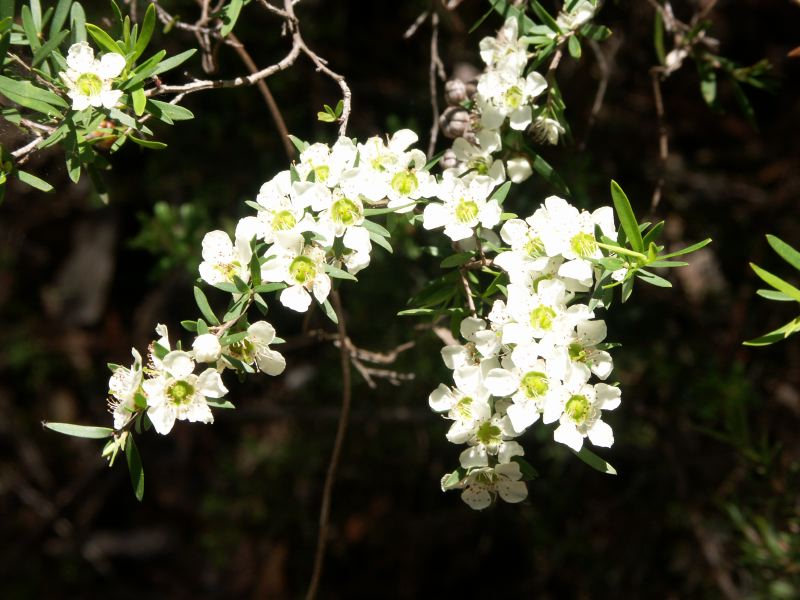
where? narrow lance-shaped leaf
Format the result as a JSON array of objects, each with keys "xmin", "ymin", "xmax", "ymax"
[
  {"xmin": 750, "ymin": 263, "xmax": 800, "ymax": 303},
  {"xmin": 125, "ymin": 433, "xmax": 145, "ymax": 502},
  {"xmin": 609, "ymin": 180, "xmax": 644, "ymax": 253},
  {"xmin": 573, "ymin": 446, "xmax": 617, "ymax": 475},
  {"xmin": 43, "ymin": 422, "xmax": 114, "ymax": 438},
  {"xmin": 766, "ymin": 235, "xmax": 800, "ymax": 272}
]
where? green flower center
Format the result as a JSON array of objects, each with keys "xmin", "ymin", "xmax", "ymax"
[
  {"xmin": 570, "ymin": 232, "xmax": 597, "ymax": 258},
  {"xmin": 520, "ymin": 371, "xmax": 548, "ymax": 399},
  {"xmin": 229, "ymin": 339, "xmax": 255, "ymax": 364},
  {"xmin": 476, "ymin": 421, "xmax": 502, "ymax": 447},
  {"xmin": 167, "ymin": 380, "xmax": 195, "ymax": 405},
  {"xmin": 530, "ymin": 305, "xmax": 556, "ymax": 330},
  {"xmin": 272, "ymin": 210, "xmax": 297, "ymax": 231},
  {"xmin": 455, "ymin": 199, "xmax": 479, "ymax": 223},
  {"xmin": 331, "ymin": 198, "xmax": 360, "ymax": 226},
  {"xmin": 76, "ymin": 72, "xmax": 103, "ymax": 97},
  {"xmin": 565, "ymin": 394, "xmax": 591, "ymax": 425},
  {"xmin": 455, "ymin": 396, "xmax": 473, "ymax": 420},
  {"xmin": 524, "ymin": 235, "xmax": 545, "ymax": 258},
  {"xmin": 467, "ymin": 157, "xmax": 490, "ymax": 175},
  {"xmin": 289, "ymin": 255, "xmax": 316, "ymax": 285},
  {"xmin": 314, "ymin": 165, "xmax": 329, "ymax": 183},
  {"xmin": 473, "ymin": 471, "xmax": 496, "ymax": 487},
  {"xmin": 504, "ymin": 85, "xmax": 524, "ymax": 108},
  {"xmin": 568, "ymin": 342, "xmax": 587, "ymax": 362},
  {"xmin": 391, "ymin": 171, "xmax": 418, "ymax": 196},
  {"xmin": 215, "ymin": 261, "xmax": 241, "ymax": 282}
]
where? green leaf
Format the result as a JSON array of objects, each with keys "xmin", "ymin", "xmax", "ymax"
[
  {"xmin": 361, "ymin": 218, "xmax": 391, "ymax": 238},
  {"xmin": 526, "ymin": 148, "xmax": 569, "ymax": 195},
  {"xmin": 122, "ymin": 49, "xmax": 166, "ymax": 89},
  {"xmin": 253, "ymin": 282, "xmax": 286, "ymax": 293},
  {"xmin": 21, "ymin": 5, "xmax": 41, "ymax": 53},
  {"xmin": 0, "ymin": 0, "xmax": 14, "ymax": 20},
  {"xmin": 0, "ymin": 75, "xmax": 67, "ymax": 116},
  {"xmin": 131, "ymin": 87, "xmax": 146, "ymax": 116},
  {"xmin": 43, "ymin": 422, "xmax": 114, "ymax": 439},
  {"xmin": 658, "ymin": 238, "xmax": 712, "ymax": 259},
  {"xmin": 363, "ymin": 203, "xmax": 415, "ymax": 216},
  {"xmin": 125, "ymin": 433, "xmax": 144, "ymax": 502},
  {"xmin": 490, "ymin": 180, "xmax": 512, "ymax": 204},
  {"xmin": 129, "ymin": 135, "xmax": 167, "ymax": 149},
  {"xmin": 16, "ymin": 169, "xmax": 53, "ymax": 192},
  {"xmin": 207, "ymin": 399, "xmax": 236, "ymax": 409},
  {"xmin": 756, "ymin": 289, "xmax": 793, "ymax": 302},
  {"xmin": 750, "ymin": 263, "xmax": 800, "ymax": 303},
  {"xmin": 147, "ymin": 99, "xmax": 194, "ymax": 121},
  {"xmin": 369, "ymin": 230, "xmax": 393, "ymax": 254},
  {"xmin": 69, "ymin": 2, "xmax": 86, "ymax": 44},
  {"xmin": 212, "ymin": 281, "xmax": 239, "ymax": 293},
  {"xmin": 567, "ymin": 35, "xmax": 581, "ymax": 59},
  {"xmin": 488, "ymin": 0, "xmax": 537, "ymax": 35},
  {"xmin": 579, "ymin": 23, "xmax": 611, "ymax": 42},
  {"xmin": 194, "ymin": 286, "xmax": 221, "ymax": 325},
  {"xmin": 32, "ymin": 29, "xmax": 69, "ymax": 67},
  {"xmin": 181, "ymin": 319, "xmax": 198, "ymax": 332},
  {"xmin": 440, "ymin": 468, "xmax": 466, "ymax": 489},
  {"xmin": 440, "ymin": 252, "xmax": 473, "ymax": 269},
  {"xmin": 324, "ymin": 264, "xmax": 357, "ymax": 281},
  {"xmin": 530, "ymin": 0, "xmax": 561, "ymax": 34},
  {"xmin": 609, "ymin": 180, "xmax": 643, "ymax": 253},
  {"xmin": 50, "ymin": 0, "xmax": 71, "ymax": 39},
  {"xmin": 317, "ymin": 111, "xmax": 336, "ymax": 122},
  {"xmin": 573, "ymin": 446, "xmax": 617, "ymax": 475},
  {"xmin": 744, "ymin": 316, "xmax": 800, "ymax": 347},
  {"xmin": 653, "ymin": 10, "xmax": 665, "ymax": 65},
  {"xmin": 86, "ymin": 23, "xmax": 124, "ymax": 55},
  {"xmin": 322, "ymin": 298, "xmax": 338, "ymax": 324},
  {"xmin": 219, "ymin": 331, "xmax": 248, "ymax": 346},
  {"xmin": 636, "ymin": 269, "xmax": 672, "ymax": 288},
  {"xmin": 287, "ymin": 134, "xmax": 308, "ymax": 153},
  {"xmin": 152, "ymin": 48, "xmax": 196, "ymax": 75},
  {"xmin": 220, "ymin": 0, "xmax": 244, "ymax": 36},
  {"xmin": 132, "ymin": 2, "xmax": 155, "ymax": 61},
  {"xmin": 766, "ymin": 235, "xmax": 800, "ymax": 272}
]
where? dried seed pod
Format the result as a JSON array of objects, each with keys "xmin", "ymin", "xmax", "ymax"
[
  {"xmin": 440, "ymin": 148, "xmax": 458, "ymax": 170},
  {"xmin": 444, "ymin": 79, "xmax": 468, "ymax": 106}
]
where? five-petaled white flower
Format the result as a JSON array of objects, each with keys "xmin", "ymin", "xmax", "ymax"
[{"xmin": 60, "ymin": 42, "xmax": 125, "ymax": 111}]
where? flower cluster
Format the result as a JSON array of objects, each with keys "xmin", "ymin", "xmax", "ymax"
[
  {"xmin": 106, "ymin": 130, "xmax": 436, "ymax": 437},
  {"xmin": 430, "ymin": 195, "xmax": 622, "ymax": 509}
]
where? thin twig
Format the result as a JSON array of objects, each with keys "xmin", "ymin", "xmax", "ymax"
[
  {"xmin": 580, "ymin": 38, "xmax": 613, "ymax": 151},
  {"xmin": 228, "ymin": 33, "xmax": 296, "ymax": 160},
  {"xmin": 306, "ymin": 288, "xmax": 352, "ymax": 600},
  {"xmin": 427, "ymin": 11, "xmax": 443, "ymax": 158},
  {"xmin": 459, "ymin": 267, "xmax": 477, "ymax": 316}
]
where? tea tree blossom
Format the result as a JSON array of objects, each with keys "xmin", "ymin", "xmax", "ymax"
[
  {"xmin": 443, "ymin": 462, "xmax": 529, "ymax": 510},
  {"xmin": 59, "ymin": 42, "xmax": 125, "ymax": 111},
  {"xmin": 143, "ymin": 351, "xmax": 228, "ymax": 435},
  {"xmin": 225, "ymin": 321, "xmax": 286, "ymax": 376},
  {"xmin": 108, "ymin": 348, "xmax": 144, "ymax": 429},
  {"xmin": 261, "ymin": 233, "xmax": 331, "ymax": 312},
  {"xmin": 192, "ymin": 334, "xmax": 222, "ymax": 363},
  {"xmin": 422, "ymin": 173, "xmax": 501, "ymax": 241}
]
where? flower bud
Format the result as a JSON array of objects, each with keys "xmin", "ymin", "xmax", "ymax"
[
  {"xmin": 444, "ymin": 79, "xmax": 468, "ymax": 106},
  {"xmin": 439, "ymin": 107, "xmax": 472, "ymax": 139},
  {"xmin": 193, "ymin": 333, "xmax": 222, "ymax": 363},
  {"xmin": 531, "ymin": 117, "xmax": 565, "ymax": 146},
  {"xmin": 440, "ymin": 148, "xmax": 458, "ymax": 170}
]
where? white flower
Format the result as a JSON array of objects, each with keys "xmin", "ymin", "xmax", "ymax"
[
  {"xmin": 449, "ymin": 406, "xmax": 523, "ymax": 469},
  {"xmin": 345, "ymin": 129, "xmax": 422, "ymax": 203},
  {"xmin": 225, "ymin": 321, "xmax": 286, "ymax": 375},
  {"xmin": 260, "ymin": 232, "xmax": 331, "ymax": 312},
  {"xmin": 256, "ymin": 171, "xmax": 315, "ymax": 243},
  {"xmin": 443, "ymin": 462, "xmax": 528, "ymax": 510},
  {"xmin": 562, "ymin": 319, "xmax": 614, "ymax": 380},
  {"xmin": 506, "ymin": 156, "xmax": 533, "ymax": 183},
  {"xmin": 296, "ymin": 137, "xmax": 357, "ymax": 188},
  {"xmin": 549, "ymin": 374, "xmax": 621, "ymax": 452},
  {"xmin": 422, "ymin": 173, "xmax": 501, "ymax": 241},
  {"xmin": 108, "ymin": 348, "xmax": 144, "ymax": 429},
  {"xmin": 476, "ymin": 68, "xmax": 548, "ymax": 130},
  {"xmin": 556, "ymin": 0, "xmax": 597, "ymax": 32},
  {"xmin": 501, "ymin": 278, "xmax": 577, "ymax": 344},
  {"xmin": 198, "ymin": 219, "xmax": 262, "ymax": 287},
  {"xmin": 143, "ymin": 351, "xmax": 228, "ymax": 435},
  {"xmin": 441, "ymin": 316, "xmax": 501, "ymax": 372},
  {"xmin": 59, "ymin": 42, "xmax": 125, "ymax": 111},
  {"xmin": 479, "ymin": 17, "xmax": 530, "ymax": 75},
  {"xmin": 447, "ymin": 130, "xmax": 506, "ymax": 185},
  {"xmin": 192, "ymin": 334, "xmax": 222, "ymax": 363}
]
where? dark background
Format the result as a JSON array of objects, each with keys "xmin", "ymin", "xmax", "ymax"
[{"xmin": 1, "ymin": 0, "xmax": 799, "ymax": 598}]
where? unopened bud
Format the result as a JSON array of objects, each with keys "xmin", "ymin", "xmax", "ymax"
[
  {"xmin": 440, "ymin": 148, "xmax": 458, "ymax": 170},
  {"xmin": 440, "ymin": 107, "xmax": 472, "ymax": 139},
  {"xmin": 444, "ymin": 79, "xmax": 468, "ymax": 106},
  {"xmin": 193, "ymin": 333, "xmax": 222, "ymax": 363}
]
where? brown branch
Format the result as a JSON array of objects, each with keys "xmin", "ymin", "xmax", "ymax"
[
  {"xmin": 459, "ymin": 266, "xmax": 477, "ymax": 316},
  {"xmin": 650, "ymin": 68, "xmax": 668, "ymax": 211},
  {"xmin": 228, "ymin": 33, "xmax": 296, "ymax": 160},
  {"xmin": 306, "ymin": 288, "xmax": 352, "ymax": 600}
]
